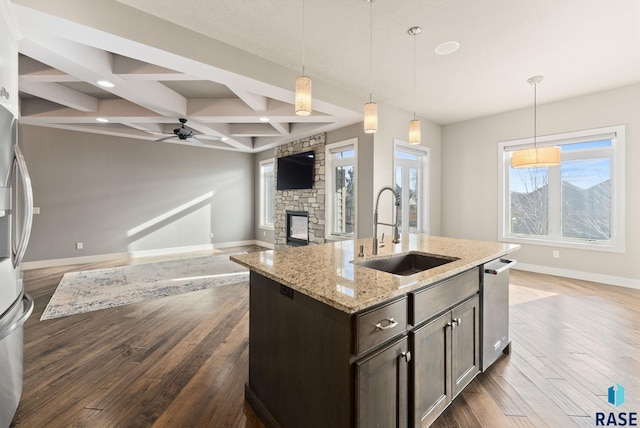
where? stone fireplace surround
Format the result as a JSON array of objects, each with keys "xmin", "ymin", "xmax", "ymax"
[{"xmin": 274, "ymin": 133, "xmax": 325, "ymax": 249}]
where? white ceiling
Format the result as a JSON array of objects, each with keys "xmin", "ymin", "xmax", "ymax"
[{"xmin": 11, "ymin": 0, "xmax": 640, "ymax": 152}]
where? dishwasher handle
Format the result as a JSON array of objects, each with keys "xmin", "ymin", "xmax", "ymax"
[{"xmin": 484, "ymin": 258, "xmax": 517, "ymax": 275}]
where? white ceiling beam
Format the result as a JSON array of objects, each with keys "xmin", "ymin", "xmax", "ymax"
[
  {"xmin": 18, "ymin": 29, "xmax": 188, "ymax": 118},
  {"xmin": 226, "ymin": 85, "xmax": 267, "ymax": 111},
  {"xmin": 19, "ymin": 81, "xmax": 98, "ymax": 112},
  {"xmin": 269, "ymin": 121, "xmax": 290, "ymax": 135},
  {"xmin": 112, "ymin": 55, "xmax": 194, "ymax": 81},
  {"xmin": 188, "ymin": 98, "xmax": 332, "ymax": 123},
  {"xmin": 182, "ymin": 120, "xmax": 253, "ymax": 150},
  {"xmin": 229, "ymin": 123, "xmax": 281, "ymax": 137},
  {"xmin": 20, "ymin": 98, "xmax": 160, "ymax": 121},
  {"xmin": 19, "ymin": 55, "xmax": 80, "ymax": 82}
]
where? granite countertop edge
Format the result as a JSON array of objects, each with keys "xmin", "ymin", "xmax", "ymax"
[{"xmin": 231, "ymin": 234, "xmax": 520, "ymax": 314}]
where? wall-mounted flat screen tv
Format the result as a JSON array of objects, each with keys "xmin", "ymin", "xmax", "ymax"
[{"xmin": 276, "ymin": 151, "xmax": 315, "ymax": 190}]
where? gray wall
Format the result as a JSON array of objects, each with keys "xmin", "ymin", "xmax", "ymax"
[
  {"xmin": 441, "ymin": 83, "xmax": 640, "ymax": 286},
  {"xmin": 20, "ymin": 126, "xmax": 254, "ymax": 262}
]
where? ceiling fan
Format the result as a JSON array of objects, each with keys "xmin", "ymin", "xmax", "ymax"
[{"xmin": 156, "ymin": 118, "xmax": 219, "ymax": 146}]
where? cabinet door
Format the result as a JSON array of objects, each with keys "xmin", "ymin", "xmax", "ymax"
[
  {"xmin": 356, "ymin": 336, "xmax": 409, "ymax": 428},
  {"xmin": 411, "ymin": 312, "xmax": 451, "ymax": 428},
  {"xmin": 451, "ymin": 295, "xmax": 480, "ymax": 397}
]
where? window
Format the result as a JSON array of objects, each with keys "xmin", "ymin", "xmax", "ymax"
[
  {"xmin": 325, "ymin": 139, "xmax": 356, "ymax": 239},
  {"xmin": 259, "ymin": 158, "xmax": 275, "ymax": 229},
  {"xmin": 394, "ymin": 141, "xmax": 429, "ymax": 233},
  {"xmin": 498, "ymin": 125, "xmax": 625, "ymax": 252}
]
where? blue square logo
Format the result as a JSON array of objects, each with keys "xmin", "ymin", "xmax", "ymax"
[{"xmin": 608, "ymin": 384, "xmax": 625, "ymax": 407}]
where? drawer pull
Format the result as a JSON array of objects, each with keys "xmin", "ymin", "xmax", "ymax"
[
  {"xmin": 401, "ymin": 351, "xmax": 412, "ymax": 363},
  {"xmin": 375, "ymin": 317, "xmax": 398, "ymax": 331}
]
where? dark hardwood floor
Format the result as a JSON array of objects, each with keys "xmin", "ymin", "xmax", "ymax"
[{"xmin": 11, "ymin": 248, "xmax": 640, "ymax": 427}]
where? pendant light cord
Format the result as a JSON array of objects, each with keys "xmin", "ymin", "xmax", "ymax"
[
  {"xmin": 302, "ymin": 0, "xmax": 306, "ymax": 76},
  {"xmin": 412, "ymin": 31, "xmax": 416, "ymax": 121},
  {"xmin": 533, "ymin": 81, "xmax": 537, "ymax": 148},
  {"xmin": 369, "ymin": 1, "xmax": 373, "ymax": 103}
]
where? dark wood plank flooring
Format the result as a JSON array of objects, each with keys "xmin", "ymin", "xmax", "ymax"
[{"xmin": 11, "ymin": 249, "xmax": 640, "ymax": 427}]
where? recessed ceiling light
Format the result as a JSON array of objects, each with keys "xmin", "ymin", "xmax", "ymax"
[
  {"xmin": 259, "ymin": 117, "xmax": 269, "ymax": 122},
  {"xmin": 221, "ymin": 137, "xmax": 228, "ymax": 141},
  {"xmin": 96, "ymin": 117, "xmax": 109, "ymax": 123},
  {"xmin": 435, "ymin": 41, "xmax": 460, "ymax": 55},
  {"xmin": 97, "ymin": 80, "xmax": 115, "ymax": 88}
]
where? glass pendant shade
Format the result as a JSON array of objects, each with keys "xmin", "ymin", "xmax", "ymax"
[
  {"xmin": 511, "ymin": 146, "xmax": 561, "ymax": 168},
  {"xmin": 409, "ymin": 119, "xmax": 421, "ymax": 145},
  {"xmin": 364, "ymin": 102, "xmax": 378, "ymax": 134},
  {"xmin": 295, "ymin": 76, "xmax": 312, "ymax": 116}
]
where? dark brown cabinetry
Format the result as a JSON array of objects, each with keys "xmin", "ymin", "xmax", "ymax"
[
  {"xmin": 412, "ymin": 295, "xmax": 479, "ymax": 427},
  {"xmin": 356, "ymin": 337, "xmax": 410, "ymax": 428},
  {"xmin": 246, "ymin": 268, "xmax": 480, "ymax": 428}
]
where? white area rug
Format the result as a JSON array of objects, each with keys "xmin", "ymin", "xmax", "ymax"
[{"xmin": 41, "ymin": 253, "xmax": 249, "ymax": 320}]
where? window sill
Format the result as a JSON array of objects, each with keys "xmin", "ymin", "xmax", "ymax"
[
  {"xmin": 325, "ymin": 234, "xmax": 354, "ymax": 242},
  {"xmin": 259, "ymin": 225, "xmax": 274, "ymax": 231},
  {"xmin": 500, "ymin": 235, "xmax": 624, "ymax": 254}
]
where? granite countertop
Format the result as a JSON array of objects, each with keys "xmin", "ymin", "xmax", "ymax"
[{"xmin": 231, "ymin": 234, "xmax": 519, "ymax": 314}]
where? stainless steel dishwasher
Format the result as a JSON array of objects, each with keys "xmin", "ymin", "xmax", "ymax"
[{"xmin": 480, "ymin": 258, "xmax": 517, "ymax": 371}]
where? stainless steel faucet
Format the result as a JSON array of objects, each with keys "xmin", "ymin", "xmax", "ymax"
[{"xmin": 372, "ymin": 186, "xmax": 400, "ymax": 255}]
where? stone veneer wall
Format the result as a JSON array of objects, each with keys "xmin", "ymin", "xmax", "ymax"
[{"xmin": 274, "ymin": 133, "xmax": 326, "ymax": 248}]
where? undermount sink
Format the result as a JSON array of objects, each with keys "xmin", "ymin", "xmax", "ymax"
[{"xmin": 356, "ymin": 252, "xmax": 459, "ymax": 276}]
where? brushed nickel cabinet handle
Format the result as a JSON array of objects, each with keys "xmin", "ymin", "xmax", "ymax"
[
  {"xmin": 400, "ymin": 351, "xmax": 411, "ymax": 363},
  {"xmin": 375, "ymin": 317, "xmax": 398, "ymax": 330}
]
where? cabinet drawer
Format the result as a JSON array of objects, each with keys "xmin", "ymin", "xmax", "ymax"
[
  {"xmin": 411, "ymin": 268, "xmax": 479, "ymax": 326},
  {"xmin": 355, "ymin": 297, "xmax": 407, "ymax": 355}
]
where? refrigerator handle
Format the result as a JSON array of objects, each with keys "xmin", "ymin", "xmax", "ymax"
[
  {"xmin": 0, "ymin": 293, "xmax": 34, "ymax": 341},
  {"xmin": 12, "ymin": 144, "xmax": 34, "ymax": 268}
]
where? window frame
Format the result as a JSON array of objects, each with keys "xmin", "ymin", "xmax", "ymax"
[
  {"xmin": 259, "ymin": 158, "xmax": 275, "ymax": 230},
  {"xmin": 325, "ymin": 138, "xmax": 357, "ymax": 241},
  {"xmin": 497, "ymin": 125, "xmax": 625, "ymax": 253},
  {"xmin": 393, "ymin": 140, "xmax": 430, "ymax": 234}
]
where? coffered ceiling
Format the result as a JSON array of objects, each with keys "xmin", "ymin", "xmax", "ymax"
[{"xmin": 11, "ymin": 0, "xmax": 640, "ymax": 152}]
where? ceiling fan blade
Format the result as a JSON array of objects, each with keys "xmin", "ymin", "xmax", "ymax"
[
  {"xmin": 189, "ymin": 137, "xmax": 207, "ymax": 146},
  {"xmin": 156, "ymin": 135, "xmax": 176, "ymax": 142},
  {"xmin": 196, "ymin": 134, "xmax": 222, "ymax": 141}
]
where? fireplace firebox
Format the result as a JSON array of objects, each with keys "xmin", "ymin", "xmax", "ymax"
[{"xmin": 286, "ymin": 211, "xmax": 309, "ymax": 246}]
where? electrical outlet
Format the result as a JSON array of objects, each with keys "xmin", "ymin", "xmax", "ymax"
[
  {"xmin": 76, "ymin": 242, "xmax": 83, "ymax": 250},
  {"xmin": 209, "ymin": 233, "xmax": 214, "ymax": 239},
  {"xmin": 33, "ymin": 207, "xmax": 40, "ymax": 214},
  {"xmin": 553, "ymin": 250, "xmax": 560, "ymax": 258},
  {"xmin": 263, "ymin": 230, "xmax": 266, "ymax": 237}
]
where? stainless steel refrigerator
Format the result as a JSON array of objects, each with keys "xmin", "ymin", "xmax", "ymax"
[{"xmin": 0, "ymin": 104, "xmax": 34, "ymax": 427}]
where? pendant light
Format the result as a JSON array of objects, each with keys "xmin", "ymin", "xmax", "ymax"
[
  {"xmin": 295, "ymin": 0, "xmax": 312, "ymax": 116},
  {"xmin": 408, "ymin": 26, "xmax": 421, "ymax": 145},
  {"xmin": 511, "ymin": 76, "xmax": 561, "ymax": 168},
  {"xmin": 363, "ymin": 0, "xmax": 377, "ymax": 134}
]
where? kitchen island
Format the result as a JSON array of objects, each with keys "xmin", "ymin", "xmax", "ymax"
[{"xmin": 231, "ymin": 234, "xmax": 519, "ymax": 428}]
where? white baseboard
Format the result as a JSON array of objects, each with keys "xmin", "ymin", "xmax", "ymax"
[
  {"xmin": 254, "ymin": 240, "xmax": 275, "ymax": 249},
  {"xmin": 129, "ymin": 244, "xmax": 214, "ymax": 258},
  {"xmin": 21, "ymin": 252, "xmax": 133, "ymax": 270},
  {"xmin": 514, "ymin": 262, "xmax": 640, "ymax": 290},
  {"xmin": 21, "ymin": 240, "xmax": 273, "ymax": 270}
]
